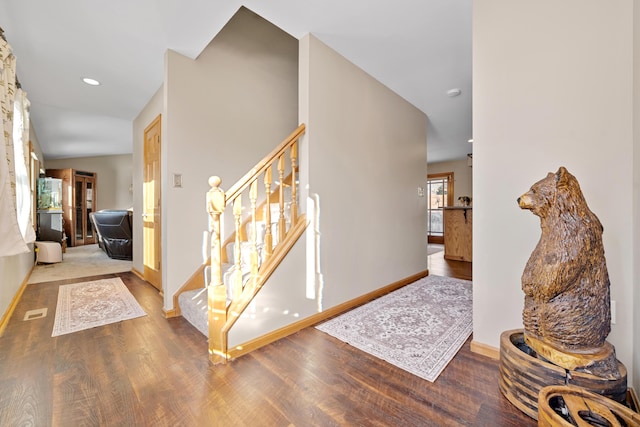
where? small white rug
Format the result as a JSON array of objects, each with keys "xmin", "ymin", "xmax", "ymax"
[
  {"xmin": 52, "ymin": 277, "xmax": 146, "ymax": 337},
  {"xmin": 316, "ymin": 275, "xmax": 472, "ymax": 382}
]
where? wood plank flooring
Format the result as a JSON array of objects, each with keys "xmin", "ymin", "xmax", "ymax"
[
  {"xmin": 0, "ymin": 253, "xmax": 535, "ymax": 426},
  {"xmin": 427, "ymin": 245, "xmax": 472, "ymax": 281}
]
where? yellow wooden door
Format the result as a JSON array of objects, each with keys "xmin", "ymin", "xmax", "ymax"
[{"xmin": 143, "ymin": 115, "xmax": 162, "ymax": 291}]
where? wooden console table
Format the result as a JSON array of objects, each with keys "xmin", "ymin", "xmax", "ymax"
[{"xmin": 443, "ymin": 207, "xmax": 472, "ymax": 262}]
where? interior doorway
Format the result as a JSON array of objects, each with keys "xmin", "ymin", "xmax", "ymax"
[{"xmin": 426, "ymin": 172, "xmax": 454, "ymax": 244}]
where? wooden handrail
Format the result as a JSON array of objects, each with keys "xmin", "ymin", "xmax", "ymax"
[
  {"xmin": 205, "ymin": 124, "xmax": 306, "ymax": 364},
  {"xmin": 225, "ymin": 124, "xmax": 305, "ymax": 202},
  {"xmin": 171, "ymin": 170, "xmax": 298, "ymax": 316}
]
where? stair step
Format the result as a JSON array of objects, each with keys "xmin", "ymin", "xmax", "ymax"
[
  {"xmin": 178, "ymin": 288, "xmax": 208, "ymax": 337},
  {"xmin": 180, "ymin": 261, "xmax": 244, "ymax": 337},
  {"xmin": 181, "ymin": 217, "xmax": 291, "ymax": 337}
]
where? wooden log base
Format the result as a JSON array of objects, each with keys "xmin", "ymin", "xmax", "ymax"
[
  {"xmin": 498, "ymin": 329, "xmax": 627, "ymax": 420},
  {"xmin": 538, "ymin": 385, "xmax": 640, "ymax": 427},
  {"xmin": 630, "ymin": 388, "xmax": 640, "ymax": 413},
  {"xmin": 524, "ymin": 334, "xmax": 621, "ymax": 380}
]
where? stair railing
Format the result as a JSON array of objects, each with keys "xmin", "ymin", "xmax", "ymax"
[{"xmin": 206, "ymin": 124, "xmax": 305, "ymax": 364}]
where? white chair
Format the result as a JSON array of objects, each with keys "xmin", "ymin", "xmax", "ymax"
[{"xmin": 35, "ymin": 241, "xmax": 63, "ymax": 264}]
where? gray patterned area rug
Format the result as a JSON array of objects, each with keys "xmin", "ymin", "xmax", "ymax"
[
  {"xmin": 316, "ymin": 275, "xmax": 472, "ymax": 382},
  {"xmin": 52, "ymin": 277, "xmax": 146, "ymax": 337}
]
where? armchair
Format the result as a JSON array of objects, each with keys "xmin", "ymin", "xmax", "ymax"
[{"xmin": 90, "ymin": 209, "xmax": 133, "ymax": 260}]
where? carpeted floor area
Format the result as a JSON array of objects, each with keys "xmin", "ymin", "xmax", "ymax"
[{"xmin": 28, "ymin": 244, "xmax": 132, "ymax": 284}]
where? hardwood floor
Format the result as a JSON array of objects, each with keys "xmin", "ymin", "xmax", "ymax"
[
  {"xmin": 0, "ymin": 258, "xmax": 535, "ymax": 426},
  {"xmin": 427, "ymin": 246, "xmax": 472, "ymax": 281}
]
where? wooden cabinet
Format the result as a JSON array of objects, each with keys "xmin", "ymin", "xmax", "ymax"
[
  {"xmin": 37, "ymin": 211, "xmax": 64, "ymax": 243},
  {"xmin": 46, "ymin": 169, "xmax": 97, "ymax": 247},
  {"xmin": 443, "ymin": 207, "xmax": 472, "ymax": 262}
]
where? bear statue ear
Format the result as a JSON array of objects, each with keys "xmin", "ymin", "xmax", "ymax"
[{"xmin": 555, "ymin": 166, "xmax": 569, "ymax": 186}]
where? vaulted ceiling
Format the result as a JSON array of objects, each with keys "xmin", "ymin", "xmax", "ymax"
[{"xmin": 0, "ymin": 0, "xmax": 471, "ymax": 163}]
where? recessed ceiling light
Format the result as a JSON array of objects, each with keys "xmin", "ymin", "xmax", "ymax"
[
  {"xmin": 468, "ymin": 139, "xmax": 474, "ymax": 143},
  {"xmin": 82, "ymin": 77, "xmax": 100, "ymax": 86},
  {"xmin": 447, "ymin": 88, "xmax": 461, "ymax": 97}
]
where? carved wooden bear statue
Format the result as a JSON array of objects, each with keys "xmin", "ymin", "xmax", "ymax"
[{"xmin": 517, "ymin": 167, "xmax": 617, "ymax": 378}]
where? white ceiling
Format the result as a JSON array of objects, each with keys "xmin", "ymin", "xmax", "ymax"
[{"xmin": 0, "ymin": 0, "xmax": 472, "ymax": 163}]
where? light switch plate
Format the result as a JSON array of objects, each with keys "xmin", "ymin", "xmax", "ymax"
[{"xmin": 173, "ymin": 173, "xmax": 182, "ymax": 188}]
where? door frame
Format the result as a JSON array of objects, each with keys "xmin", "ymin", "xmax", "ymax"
[{"xmin": 143, "ymin": 114, "xmax": 162, "ymax": 292}]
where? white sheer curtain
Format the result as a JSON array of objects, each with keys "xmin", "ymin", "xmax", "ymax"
[
  {"xmin": 0, "ymin": 37, "xmax": 31, "ymax": 256},
  {"xmin": 13, "ymin": 89, "xmax": 35, "ymax": 244}
]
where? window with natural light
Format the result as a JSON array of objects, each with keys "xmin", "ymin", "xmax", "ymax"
[{"xmin": 12, "ymin": 91, "xmax": 33, "ymax": 241}]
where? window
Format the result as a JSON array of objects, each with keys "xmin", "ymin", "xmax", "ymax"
[
  {"xmin": 426, "ymin": 172, "xmax": 454, "ymax": 244},
  {"xmin": 29, "ymin": 142, "xmax": 39, "ymax": 232}
]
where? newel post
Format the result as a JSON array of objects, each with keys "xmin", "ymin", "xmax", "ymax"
[{"xmin": 206, "ymin": 176, "xmax": 228, "ymax": 364}]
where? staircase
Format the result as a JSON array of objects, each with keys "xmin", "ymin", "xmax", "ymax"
[
  {"xmin": 174, "ymin": 124, "xmax": 307, "ymax": 363},
  {"xmin": 178, "ymin": 203, "xmax": 292, "ymax": 337}
]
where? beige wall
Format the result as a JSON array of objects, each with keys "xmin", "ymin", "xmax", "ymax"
[
  {"xmin": 0, "ymin": 249, "xmax": 34, "ymax": 325},
  {"xmin": 45, "ymin": 154, "xmax": 133, "ymax": 211},
  {"xmin": 157, "ymin": 7, "xmax": 299, "ymax": 309},
  {"xmin": 300, "ymin": 34, "xmax": 428, "ymax": 306},
  {"xmin": 0, "ymin": 124, "xmax": 44, "ymax": 327},
  {"xmin": 428, "ymin": 159, "xmax": 473, "ymax": 202},
  {"xmin": 232, "ymin": 33, "xmax": 429, "ymax": 344},
  {"xmin": 30, "ymin": 124, "xmax": 44, "ymax": 170},
  {"xmin": 633, "ymin": 0, "xmax": 640, "ymax": 392},
  {"xmin": 474, "ymin": 0, "xmax": 636, "ymax": 386}
]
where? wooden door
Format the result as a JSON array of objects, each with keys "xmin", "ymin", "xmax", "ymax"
[
  {"xmin": 143, "ymin": 115, "xmax": 162, "ymax": 291},
  {"xmin": 73, "ymin": 173, "xmax": 97, "ymax": 246}
]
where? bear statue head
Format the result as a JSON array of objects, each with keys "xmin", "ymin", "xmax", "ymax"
[{"xmin": 517, "ymin": 166, "xmax": 590, "ymax": 220}]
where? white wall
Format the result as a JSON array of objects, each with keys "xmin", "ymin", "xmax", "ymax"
[
  {"xmin": 45, "ymin": 154, "xmax": 133, "ymax": 210},
  {"xmin": 300, "ymin": 35, "xmax": 428, "ymax": 307},
  {"xmin": 428, "ymin": 159, "xmax": 473, "ymax": 202},
  {"xmin": 474, "ymin": 0, "xmax": 635, "ymax": 386},
  {"xmin": 0, "ymin": 124, "xmax": 44, "ymax": 326},
  {"xmin": 160, "ymin": 7, "xmax": 298, "ymax": 309},
  {"xmin": 229, "ymin": 228, "xmax": 310, "ymax": 346}
]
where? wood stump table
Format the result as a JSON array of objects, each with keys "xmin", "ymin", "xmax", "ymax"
[
  {"xmin": 538, "ymin": 385, "xmax": 639, "ymax": 426},
  {"xmin": 498, "ymin": 329, "xmax": 628, "ymax": 420}
]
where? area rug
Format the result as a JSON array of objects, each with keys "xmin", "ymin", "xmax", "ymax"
[
  {"xmin": 427, "ymin": 244, "xmax": 444, "ymax": 256},
  {"xmin": 316, "ymin": 275, "xmax": 472, "ymax": 382},
  {"xmin": 52, "ymin": 277, "xmax": 146, "ymax": 337}
]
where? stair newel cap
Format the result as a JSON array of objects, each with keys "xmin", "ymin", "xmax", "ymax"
[
  {"xmin": 207, "ymin": 176, "xmax": 225, "ymax": 213},
  {"xmin": 208, "ymin": 175, "xmax": 221, "ymax": 188}
]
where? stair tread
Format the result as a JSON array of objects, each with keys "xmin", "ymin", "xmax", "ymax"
[{"xmin": 178, "ymin": 288, "xmax": 208, "ymax": 337}]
